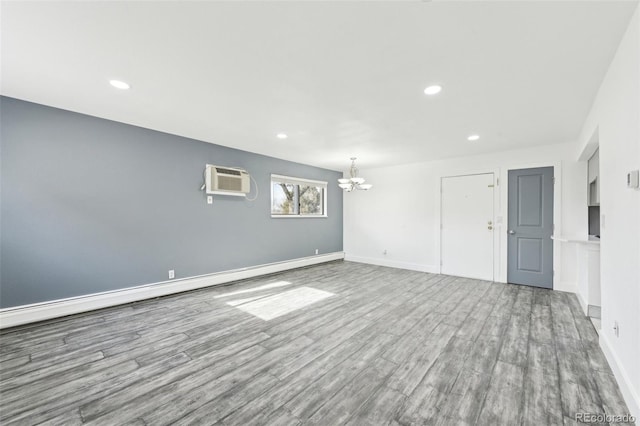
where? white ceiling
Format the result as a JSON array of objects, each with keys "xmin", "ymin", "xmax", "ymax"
[{"xmin": 1, "ymin": 1, "xmax": 637, "ymax": 171}]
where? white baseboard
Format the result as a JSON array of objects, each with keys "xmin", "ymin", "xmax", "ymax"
[
  {"xmin": 0, "ymin": 252, "xmax": 345, "ymax": 329},
  {"xmin": 345, "ymin": 255, "xmax": 580, "ymax": 292},
  {"xmin": 600, "ymin": 332, "xmax": 640, "ymax": 420},
  {"xmin": 344, "ymin": 255, "xmax": 439, "ymax": 274}
]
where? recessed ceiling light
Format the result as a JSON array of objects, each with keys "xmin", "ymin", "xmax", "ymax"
[
  {"xmin": 109, "ymin": 80, "xmax": 130, "ymax": 90},
  {"xmin": 276, "ymin": 133, "xmax": 288, "ymax": 139},
  {"xmin": 423, "ymin": 85, "xmax": 442, "ymax": 95},
  {"xmin": 467, "ymin": 134, "xmax": 480, "ymax": 141}
]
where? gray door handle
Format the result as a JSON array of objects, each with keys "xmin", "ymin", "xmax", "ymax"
[{"xmin": 508, "ymin": 230, "xmax": 515, "ymax": 234}]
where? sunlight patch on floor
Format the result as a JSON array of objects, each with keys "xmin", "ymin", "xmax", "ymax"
[
  {"xmin": 228, "ymin": 287, "xmax": 335, "ymax": 321},
  {"xmin": 225, "ymin": 294, "xmax": 271, "ymax": 307},
  {"xmin": 213, "ymin": 280, "xmax": 293, "ymax": 299}
]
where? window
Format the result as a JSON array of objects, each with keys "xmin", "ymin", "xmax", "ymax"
[{"xmin": 271, "ymin": 174, "xmax": 327, "ymax": 218}]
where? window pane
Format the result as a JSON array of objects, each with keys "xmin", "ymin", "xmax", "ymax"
[
  {"xmin": 299, "ymin": 185, "xmax": 323, "ymax": 215},
  {"xmin": 271, "ymin": 182, "xmax": 297, "ymax": 214}
]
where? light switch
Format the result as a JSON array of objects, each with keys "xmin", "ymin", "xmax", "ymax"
[{"xmin": 207, "ymin": 196, "xmax": 213, "ymax": 204}]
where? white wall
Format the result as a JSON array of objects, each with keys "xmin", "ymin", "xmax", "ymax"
[
  {"xmin": 576, "ymin": 6, "xmax": 640, "ymax": 419},
  {"xmin": 344, "ymin": 7, "xmax": 639, "ymax": 417},
  {"xmin": 344, "ymin": 142, "xmax": 587, "ymax": 292}
]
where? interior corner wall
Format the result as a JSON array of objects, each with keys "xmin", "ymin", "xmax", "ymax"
[
  {"xmin": 576, "ymin": 5, "xmax": 640, "ymax": 419},
  {"xmin": 0, "ymin": 97, "xmax": 343, "ymax": 308},
  {"xmin": 343, "ymin": 142, "xmax": 587, "ymax": 292}
]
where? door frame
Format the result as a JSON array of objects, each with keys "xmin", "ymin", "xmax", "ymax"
[
  {"xmin": 503, "ymin": 161, "xmax": 562, "ymax": 288},
  {"xmin": 437, "ymin": 169, "xmax": 500, "ymax": 279},
  {"xmin": 439, "ymin": 172, "xmax": 497, "ymax": 281},
  {"xmin": 436, "ymin": 161, "xmax": 562, "ymax": 286},
  {"xmin": 506, "ymin": 166, "xmax": 555, "ymax": 288}
]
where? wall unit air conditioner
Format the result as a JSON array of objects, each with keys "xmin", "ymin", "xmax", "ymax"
[{"xmin": 205, "ymin": 165, "xmax": 250, "ymax": 196}]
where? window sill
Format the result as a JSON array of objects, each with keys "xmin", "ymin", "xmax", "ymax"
[{"xmin": 271, "ymin": 215, "xmax": 328, "ymax": 219}]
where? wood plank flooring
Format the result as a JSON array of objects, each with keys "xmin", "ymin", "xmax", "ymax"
[{"xmin": 0, "ymin": 261, "xmax": 632, "ymax": 425}]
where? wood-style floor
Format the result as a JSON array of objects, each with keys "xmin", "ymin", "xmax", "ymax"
[{"xmin": 0, "ymin": 261, "xmax": 632, "ymax": 425}]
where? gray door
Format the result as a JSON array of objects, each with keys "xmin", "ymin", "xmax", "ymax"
[{"xmin": 507, "ymin": 167, "xmax": 554, "ymax": 289}]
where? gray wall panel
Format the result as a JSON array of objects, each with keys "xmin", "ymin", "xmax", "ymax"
[{"xmin": 0, "ymin": 97, "xmax": 343, "ymax": 308}]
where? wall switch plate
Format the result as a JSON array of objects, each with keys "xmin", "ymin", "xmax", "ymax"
[
  {"xmin": 315, "ymin": 249, "xmax": 319, "ymax": 255},
  {"xmin": 168, "ymin": 270, "xmax": 175, "ymax": 279},
  {"xmin": 207, "ymin": 196, "xmax": 213, "ymax": 204}
]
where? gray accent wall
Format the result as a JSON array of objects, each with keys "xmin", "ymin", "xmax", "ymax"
[{"xmin": 0, "ymin": 97, "xmax": 343, "ymax": 308}]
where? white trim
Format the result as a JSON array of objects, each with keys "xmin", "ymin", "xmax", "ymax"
[
  {"xmin": 0, "ymin": 252, "xmax": 345, "ymax": 329},
  {"xmin": 345, "ymin": 254, "xmax": 439, "ymax": 274},
  {"xmin": 270, "ymin": 174, "xmax": 328, "ymax": 217},
  {"xmin": 439, "ymin": 172, "xmax": 496, "ymax": 282},
  {"xmin": 270, "ymin": 174, "xmax": 328, "ymax": 187},
  {"xmin": 271, "ymin": 215, "xmax": 328, "ymax": 219},
  {"xmin": 600, "ymin": 332, "xmax": 640, "ymax": 420}
]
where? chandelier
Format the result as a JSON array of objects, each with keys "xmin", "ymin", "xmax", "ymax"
[{"xmin": 338, "ymin": 157, "xmax": 372, "ymax": 192}]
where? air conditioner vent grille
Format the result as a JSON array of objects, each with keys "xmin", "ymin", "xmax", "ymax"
[
  {"xmin": 215, "ymin": 168, "xmax": 242, "ymax": 176},
  {"xmin": 218, "ymin": 175, "xmax": 243, "ymax": 191}
]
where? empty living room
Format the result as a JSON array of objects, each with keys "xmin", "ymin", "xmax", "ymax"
[{"xmin": 1, "ymin": 1, "xmax": 639, "ymax": 425}]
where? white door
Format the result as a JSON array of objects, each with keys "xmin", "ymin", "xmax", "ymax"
[{"xmin": 441, "ymin": 173, "xmax": 494, "ymax": 280}]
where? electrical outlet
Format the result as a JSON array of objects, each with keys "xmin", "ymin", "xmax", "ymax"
[
  {"xmin": 383, "ymin": 249, "xmax": 387, "ymax": 255},
  {"xmin": 207, "ymin": 196, "xmax": 213, "ymax": 205},
  {"xmin": 168, "ymin": 270, "xmax": 175, "ymax": 279},
  {"xmin": 613, "ymin": 321, "xmax": 619, "ymax": 337},
  {"xmin": 315, "ymin": 249, "xmax": 319, "ymax": 255}
]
